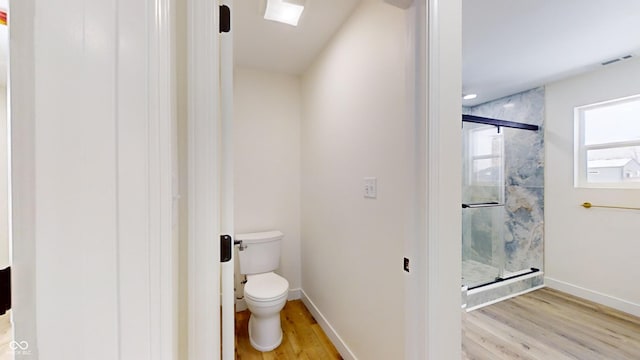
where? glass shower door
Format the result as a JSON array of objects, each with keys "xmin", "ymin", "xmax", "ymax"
[
  {"xmin": 462, "ymin": 204, "xmax": 505, "ymax": 288},
  {"xmin": 462, "ymin": 123, "xmax": 505, "ymax": 289}
]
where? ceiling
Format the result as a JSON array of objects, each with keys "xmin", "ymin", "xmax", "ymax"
[
  {"xmin": 233, "ymin": 0, "xmax": 362, "ymax": 75},
  {"xmin": 2, "ymin": 1, "xmax": 635, "ymax": 104},
  {"xmin": 463, "ymin": 0, "xmax": 640, "ymax": 106},
  {"xmin": 235, "ymin": 0, "xmax": 640, "ymax": 107}
]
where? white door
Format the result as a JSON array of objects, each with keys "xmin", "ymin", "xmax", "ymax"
[{"xmin": 187, "ymin": 1, "xmax": 235, "ymax": 359}]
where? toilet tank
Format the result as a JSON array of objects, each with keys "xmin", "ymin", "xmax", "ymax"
[{"xmin": 236, "ymin": 230, "xmax": 283, "ymax": 275}]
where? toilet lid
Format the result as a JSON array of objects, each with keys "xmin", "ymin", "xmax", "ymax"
[{"xmin": 244, "ymin": 273, "xmax": 289, "ymax": 301}]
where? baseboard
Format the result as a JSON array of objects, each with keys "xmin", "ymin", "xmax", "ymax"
[
  {"xmin": 300, "ymin": 289, "xmax": 358, "ymax": 360},
  {"xmin": 235, "ymin": 288, "xmax": 302, "ymax": 312},
  {"xmin": 545, "ymin": 277, "xmax": 640, "ymax": 317}
]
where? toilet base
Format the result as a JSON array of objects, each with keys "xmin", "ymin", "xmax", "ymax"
[{"xmin": 248, "ymin": 314, "xmax": 283, "ymax": 352}]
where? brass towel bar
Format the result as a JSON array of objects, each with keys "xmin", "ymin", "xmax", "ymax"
[{"xmin": 581, "ymin": 202, "xmax": 640, "ymax": 211}]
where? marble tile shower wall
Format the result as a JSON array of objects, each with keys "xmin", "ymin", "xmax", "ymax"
[{"xmin": 464, "ymin": 87, "xmax": 545, "ymax": 274}]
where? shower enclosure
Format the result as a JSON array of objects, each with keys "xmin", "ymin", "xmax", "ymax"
[{"xmin": 461, "ymin": 115, "xmax": 539, "ymax": 290}]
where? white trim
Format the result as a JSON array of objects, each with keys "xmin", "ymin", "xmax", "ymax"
[
  {"xmin": 288, "ymin": 288, "xmax": 302, "ymax": 301},
  {"xmin": 187, "ymin": 0, "xmax": 222, "ymax": 359},
  {"xmin": 300, "ymin": 290, "xmax": 358, "ymax": 360},
  {"xmin": 545, "ymin": 277, "xmax": 640, "ymax": 317},
  {"xmin": 404, "ymin": 0, "xmax": 463, "ymax": 358},
  {"xmin": 403, "ymin": 3, "xmax": 427, "ymax": 359},
  {"xmin": 466, "ymin": 285, "xmax": 545, "ymax": 312},
  {"xmin": 425, "ymin": 0, "xmax": 462, "ymax": 359},
  {"xmin": 235, "ymin": 300, "xmax": 247, "ymax": 312},
  {"xmin": 219, "ymin": 2, "xmax": 235, "ymax": 359},
  {"xmin": 147, "ymin": 0, "xmax": 178, "ymax": 358},
  {"xmin": 116, "ymin": 0, "xmax": 178, "ymax": 357}
]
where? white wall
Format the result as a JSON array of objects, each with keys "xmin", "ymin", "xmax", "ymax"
[
  {"xmin": 301, "ymin": 2, "xmax": 411, "ymax": 358},
  {"xmin": 234, "ymin": 67, "xmax": 302, "ymax": 293},
  {"xmin": 545, "ymin": 58, "xmax": 640, "ymax": 316},
  {"xmin": 11, "ymin": 1, "xmax": 39, "ymax": 355}
]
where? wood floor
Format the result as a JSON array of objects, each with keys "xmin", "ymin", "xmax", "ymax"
[
  {"xmin": 236, "ymin": 288, "xmax": 639, "ymax": 359},
  {"xmin": 0, "ymin": 311, "xmax": 11, "ymax": 360},
  {"xmin": 235, "ymin": 300, "xmax": 342, "ymax": 360},
  {"xmin": 463, "ymin": 287, "xmax": 640, "ymax": 360}
]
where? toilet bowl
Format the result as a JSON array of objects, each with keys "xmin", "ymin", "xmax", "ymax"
[
  {"xmin": 244, "ymin": 272, "xmax": 289, "ymax": 351},
  {"xmin": 236, "ymin": 231, "xmax": 289, "ymax": 352}
]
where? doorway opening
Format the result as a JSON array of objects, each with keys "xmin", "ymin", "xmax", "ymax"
[{"xmin": 230, "ymin": 1, "xmax": 420, "ymax": 358}]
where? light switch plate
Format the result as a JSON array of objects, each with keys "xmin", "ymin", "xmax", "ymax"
[{"xmin": 364, "ymin": 177, "xmax": 377, "ymax": 199}]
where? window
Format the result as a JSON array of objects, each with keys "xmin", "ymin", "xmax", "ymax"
[
  {"xmin": 469, "ymin": 126, "xmax": 503, "ymax": 185},
  {"xmin": 575, "ymin": 94, "xmax": 640, "ymax": 188},
  {"xmin": 463, "ymin": 124, "xmax": 504, "ymax": 204}
]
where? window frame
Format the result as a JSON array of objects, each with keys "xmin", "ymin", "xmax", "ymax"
[
  {"xmin": 574, "ymin": 94, "xmax": 640, "ymax": 188},
  {"xmin": 465, "ymin": 125, "xmax": 505, "ymax": 189}
]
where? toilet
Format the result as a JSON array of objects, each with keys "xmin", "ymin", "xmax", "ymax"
[{"xmin": 236, "ymin": 230, "xmax": 289, "ymax": 352}]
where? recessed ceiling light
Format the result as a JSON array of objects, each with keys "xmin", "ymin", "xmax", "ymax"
[
  {"xmin": 463, "ymin": 94, "xmax": 477, "ymax": 100},
  {"xmin": 503, "ymin": 103, "xmax": 515, "ymax": 108},
  {"xmin": 264, "ymin": 0, "xmax": 305, "ymax": 27}
]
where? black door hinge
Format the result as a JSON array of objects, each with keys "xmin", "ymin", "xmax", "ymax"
[
  {"xmin": 219, "ymin": 5, "xmax": 231, "ymax": 33},
  {"xmin": 221, "ymin": 234, "xmax": 232, "ymax": 262}
]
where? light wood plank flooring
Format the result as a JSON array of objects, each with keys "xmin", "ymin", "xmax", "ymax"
[
  {"xmin": 463, "ymin": 287, "xmax": 640, "ymax": 360},
  {"xmin": 0, "ymin": 311, "xmax": 11, "ymax": 360},
  {"xmin": 235, "ymin": 300, "xmax": 343, "ymax": 360}
]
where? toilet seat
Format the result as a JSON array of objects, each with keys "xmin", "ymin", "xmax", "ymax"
[{"xmin": 244, "ymin": 272, "xmax": 289, "ymax": 302}]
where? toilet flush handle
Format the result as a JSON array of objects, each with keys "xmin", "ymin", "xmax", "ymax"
[{"xmin": 234, "ymin": 239, "xmax": 247, "ymax": 251}]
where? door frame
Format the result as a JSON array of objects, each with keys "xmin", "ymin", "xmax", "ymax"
[
  {"xmin": 185, "ymin": 0, "xmax": 237, "ymax": 359},
  {"xmin": 424, "ymin": 0, "xmax": 462, "ymax": 358},
  {"xmin": 186, "ymin": 0, "xmax": 222, "ymax": 359},
  {"xmin": 185, "ymin": 0, "xmax": 462, "ymax": 359},
  {"xmin": 403, "ymin": 0, "xmax": 462, "ymax": 358}
]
